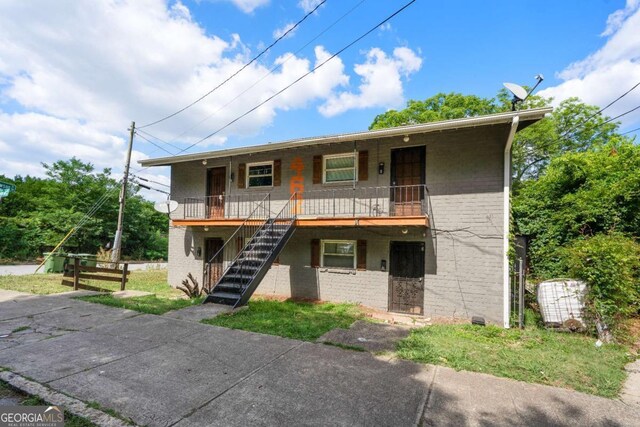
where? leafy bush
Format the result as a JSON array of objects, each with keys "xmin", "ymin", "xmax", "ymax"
[{"xmin": 560, "ymin": 233, "xmax": 640, "ymax": 326}]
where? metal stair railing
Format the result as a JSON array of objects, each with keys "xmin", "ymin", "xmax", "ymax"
[
  {"xmin": 233, "ymin": 192, "xmax": 298, "ymax": 306},
  {"xmin": 203, "ymin": 193, "xmax": 271, "ymax": 290}
]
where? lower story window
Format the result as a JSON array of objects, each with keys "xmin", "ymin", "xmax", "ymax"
[{"xmin": 321, "ymin": 240, "xmax": 356, "ymax": 268}]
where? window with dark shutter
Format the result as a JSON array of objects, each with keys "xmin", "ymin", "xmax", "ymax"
[
  {"xmin": 313, "ymin": 155, "xmax": 322, "ymax": 184},
  {"xmin": 238, "ymin": 163, "xmax": 246, "ymax": 189},
  {"xmin": 358, "ymin": 151, "xmax": 368, "ymax": 181},
  {"xmin": 357, "ymin": 240, "xmax": 367, "ymax": 270},
  {"xmin": 311, "ymin": 239, "xmax": 320, "ymax": 267},
  {"xmin": 273, "ymin": 159, "xmax": 282, "ymax": 186}
]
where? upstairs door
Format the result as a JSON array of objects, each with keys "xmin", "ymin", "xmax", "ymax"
[
  {"xmin": 205, "ymin": 238, "xmax": 224, "ymax": 290},
  {"xmin": 390, "ymin": 146, "xmax": 425, "ymax": 216},
  {"xmin": 206, "ymin": 167, "xmax": 226, "ymax": 218},
  {"xmin": 388, "ymin": 241, "xmax": 425, "ymax": 314}
]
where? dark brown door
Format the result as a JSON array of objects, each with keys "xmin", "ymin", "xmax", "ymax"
[
  {"xmin": 205, "ymin": 238, "xmax": 224, "ymax": 290},
  {"xmin": 389, "ymin": 241, "xmax": 425, "ymax": 314},
  {"xmin": 390, "ymin": 146, "xmax": 425, "ymax": 216},
  {"xmin": 206, "ymin": 167, "xmax": 226, "ymax": 218}
]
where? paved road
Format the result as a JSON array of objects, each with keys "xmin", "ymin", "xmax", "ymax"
[
  {"xmin": 0, "ymin": 263, "xmax": 167, "ymax": 276},
  {"xmin": 0, "ymin": 291, "xmax": 638, "ymax": 426}
]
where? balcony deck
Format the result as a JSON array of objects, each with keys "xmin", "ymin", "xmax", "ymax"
[{"xmin": 175, "ymin": 185, "xmax": 430, "ymax": 228}]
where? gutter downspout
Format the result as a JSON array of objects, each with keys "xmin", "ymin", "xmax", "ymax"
[{"xmin": 503, "ymin": 115, "xmax": 519, "ymax": 328}]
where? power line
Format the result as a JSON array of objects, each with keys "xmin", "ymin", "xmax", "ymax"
[
  {"xmin": 131, "ymin": 174, "xmax": 170, "ymax": 188},
  {"xmin": 556, "ymin": 80, "xmax": 640, "ymax": 140},
  {"xmin": 621, "ymin": 126, "xmax": 640, "ymax": 136},
  {"xmin": 137, "ymin": 0, "xmax": 327, "ymax": 129},
  {"xmin": 161, "ymin": 0, "xmax": 368, "ymax": 145},
  {"xmin": 136, "ymin": 128, "xmax": 182, "ymax": 151},
  {"xmin": 135, "ymin": 131, "xmax": 177, "ymax": 156},
  {"xmin": 181, "ymin": 0, "xmax": 416, "ymax": 153}
]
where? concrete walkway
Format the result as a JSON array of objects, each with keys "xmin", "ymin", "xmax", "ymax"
[{"xmin": 0, "ymin": 291, "xmax": 638, "ymax": 426}]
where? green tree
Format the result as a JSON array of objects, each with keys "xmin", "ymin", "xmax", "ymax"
[
  {"xmin": 513, "ymin": 143, "xmax": 640, "ymax": 278},
  {"xmin": 368, "ymin": 91, "xmax": 623, "ymax": 185},
  {"xmin": 0, "ymin": 158, "xmax": 168, "ymax": 260}
]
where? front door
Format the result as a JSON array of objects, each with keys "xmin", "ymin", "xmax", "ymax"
[
  {"xmin": 390, "ymin": 146, "xmax": 425, "ymax": 216},
  {"xmin": 206, "ymin": 167, "xmax": 226, "ymax": 218},
  {"xmin": 389, "ymin": 241, "xmax": 425, "ymax": 314},
  {"xmin": 205, "ymin": 238, "xmax": 224, "ymax": 290}
]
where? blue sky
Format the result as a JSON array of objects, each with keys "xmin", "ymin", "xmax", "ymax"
[{"xmin": 0, "ymin": 0, "xmax": 638, "ymax": 200}]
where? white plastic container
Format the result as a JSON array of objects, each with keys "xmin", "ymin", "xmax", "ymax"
[{"xmin": 537, "ymin": 279, "xmax": 587, "ymax": 331}]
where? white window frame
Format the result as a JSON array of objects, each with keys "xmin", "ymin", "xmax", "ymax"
[
  {"xmin": 246, "ymin": 161, "xmax": 274, "ymax": 188},
  {"xmin": 321, "ymin": 239, "xmax": 356, "ymax": 269},
  {"xmin": 323, "ymin": 153, "xmax": 357, "ymax": 184}
]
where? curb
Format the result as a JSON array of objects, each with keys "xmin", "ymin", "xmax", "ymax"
[{"xmin": 0, "ymin": 371, "xmax": 132, "ymax": 427}]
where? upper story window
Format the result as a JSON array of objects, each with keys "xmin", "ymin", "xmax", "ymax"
[
  {"xmin": 321, "ymin": 240, "xmax": 356, "ymax": 269},
  {"xmin": 324, "ymin": 153, "xmax": 356, "ymax": 183},
  {"xmin": 247, "ymin": 162, "xmax": 273, "ymax": 188}
]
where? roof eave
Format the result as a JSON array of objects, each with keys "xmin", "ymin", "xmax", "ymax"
[{"xmin": 139, "ymin": 107, "xmax": 552, "ymax": 167}]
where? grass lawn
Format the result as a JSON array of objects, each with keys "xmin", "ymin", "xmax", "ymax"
[
  {"xmin": 396, "ymin": 323, "xmax": 634, "ymax": 398},
  {"xmin": 203, "ymin": 299, "xmax": 364, "ymax": 341},
  {"xmin": 0, "ymin": 269, "xmax": 181, "ymax": 298},
  {"xmin": 0, "ymin": 270, "xmax": 197, "ymax": 314},
  {"xmin": 77, "ymin": 294, "xmax": 203, "ymax": 315},
  {"xmin": 0, "ymin": 380, "xmax": 95, "ymax": 427}
]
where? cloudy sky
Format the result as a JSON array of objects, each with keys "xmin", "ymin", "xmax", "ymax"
[{"xmin": 1, "ymin": 0, "xmax": 639, "ymax": 202}]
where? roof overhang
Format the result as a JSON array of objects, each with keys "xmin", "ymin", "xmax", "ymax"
[{"xmin": 139, "ymin": 107, "xmax": 552, "ymax": 167}]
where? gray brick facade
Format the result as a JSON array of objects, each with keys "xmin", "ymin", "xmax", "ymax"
[{"xmin": 166, "ymin": 124, "xmax": 510, "ymax": 325}]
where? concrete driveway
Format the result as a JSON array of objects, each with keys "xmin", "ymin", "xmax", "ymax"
[{"xmin": 0, "ymin": 291, "xmax": 638, "ymax": 426}]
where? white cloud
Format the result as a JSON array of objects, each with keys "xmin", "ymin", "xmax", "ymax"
[
  {"xmin": 222, "ymin": 0, "xmax": 270, "ymax": 14},
  {"xmin": 601, "ymin": 0, "xmax": 639, "ymax": 36},
  {"xmin": 273, "ymin": 22, "xmax": 296, "ymax": 39},
  {"xmin": 298, "ymin": 0, "xmax": 324, "ymax": 14},
  {"xmin": 379, "ymin": 22, "xmax": 392, "ymax": 32},
  {"xmin": 319, "ymin": 47, "xmax": 422, "ymax": 117},
  {"xmin": 539, "ymin": 2, "xmax": 640, "ymax": 129},
  {"xmin": 0, "ymin": 0, "xmax": 418, "ymax": 195}
]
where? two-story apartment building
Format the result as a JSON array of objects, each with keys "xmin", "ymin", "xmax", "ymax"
[{"xmin": 140, "ymin": 108, "xmax": 550, "ymax": 327}]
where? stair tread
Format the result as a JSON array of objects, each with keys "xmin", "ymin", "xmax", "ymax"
[{"xmin": 210, "ymin": 291, "xmax": 241, "ymax": 299}]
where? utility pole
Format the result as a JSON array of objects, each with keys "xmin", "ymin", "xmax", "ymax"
[{"xmin": 111, "ymin": 121, "xmax": 135, "ymax": 265}]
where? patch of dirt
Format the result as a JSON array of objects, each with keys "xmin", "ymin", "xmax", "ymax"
[{"xmin": 618, "ymin": 316, "xmax": 640, "ymax": 354}]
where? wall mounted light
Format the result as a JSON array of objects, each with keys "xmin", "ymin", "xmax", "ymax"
[
  {"xmin": 380, "ymin": 259, "xmax": 387, "ymax": 272},
  {"xmin": 196, "ymin": 247, "xmax": 202, "ymax": 257},
  {"xmin": 230, "ymin": 172, "xmax": 235, "ymax": 183},
  {"xmin": 401, "ymin": 228, "xmax": 408, "ymax": 235},
  {"xmin": 202, "ymin": 159, "xmax": 208, "ymax": 165},
  {"xmin": 403, "ymin": 135, "xmax": 410, "ymax": 143},
  {"xmin": 378, "ymin": 162, "xmax": 385, "ymax": 175},
  {"xmin": 204, "ymin": 226, "xmax": 209, "ymax": 232}
]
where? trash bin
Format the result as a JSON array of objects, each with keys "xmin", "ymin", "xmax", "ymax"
[
  {"xmin": 43, "ymin": 252, "xmax": 66, "ymax": 273},
  {"xmin": 76, "ymin": 253, "xmax": 98, "ymax": 268}
]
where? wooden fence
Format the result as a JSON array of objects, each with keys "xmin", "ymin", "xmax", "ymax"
[{"xmin": 62, "ymin": 258, "xmax": 129, "ymax": 292}]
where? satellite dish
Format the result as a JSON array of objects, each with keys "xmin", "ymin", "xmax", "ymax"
[
  {"xmin": 503, "ymin": 82, "xmax": 528, "ymax": 101},
  {"xmin": 154, "ymin": 200, "xmax": 178, "ymax": 215}
]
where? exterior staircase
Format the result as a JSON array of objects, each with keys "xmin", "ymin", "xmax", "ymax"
[{"xmin": 203, "ymin": 194, "xmax": 297, "ymax": 308}]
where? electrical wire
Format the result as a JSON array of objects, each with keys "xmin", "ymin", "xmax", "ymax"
[
  {"xmin": 554, "ymin": 80, "xmax": 640, "ymax": 141},
  {"xmin": 181, "ymin": 0, "xmax": 416, "ymax": 153},
  {"xmin": 136, "ymin": 128, "xmax": 182, "ymax": 151},
  {"xmin": 621, "ymin": 126, "xmax": 640, "ymax": 136},
  {"xmin": 131, "ymin": 174, "xmax": 170, "ymax": 187},
  {"xmin": 135, "ymin": 131, "xmax": 177, "ymax": 156},
  {"xmin": 159, "ymin": 0, "xmax": 369, "ymax": 146},
  {"xmin": 531, "ymin": 102, "xmax": 640, "ymax": 154},
  {"xmin": 137, "ymin": 0, "xmax": 327, "ymax": 129}
]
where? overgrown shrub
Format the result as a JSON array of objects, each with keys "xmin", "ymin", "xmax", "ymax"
[{"xmin": 560, "ymin": 233, "xmax": 640, "ymax": 327}]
